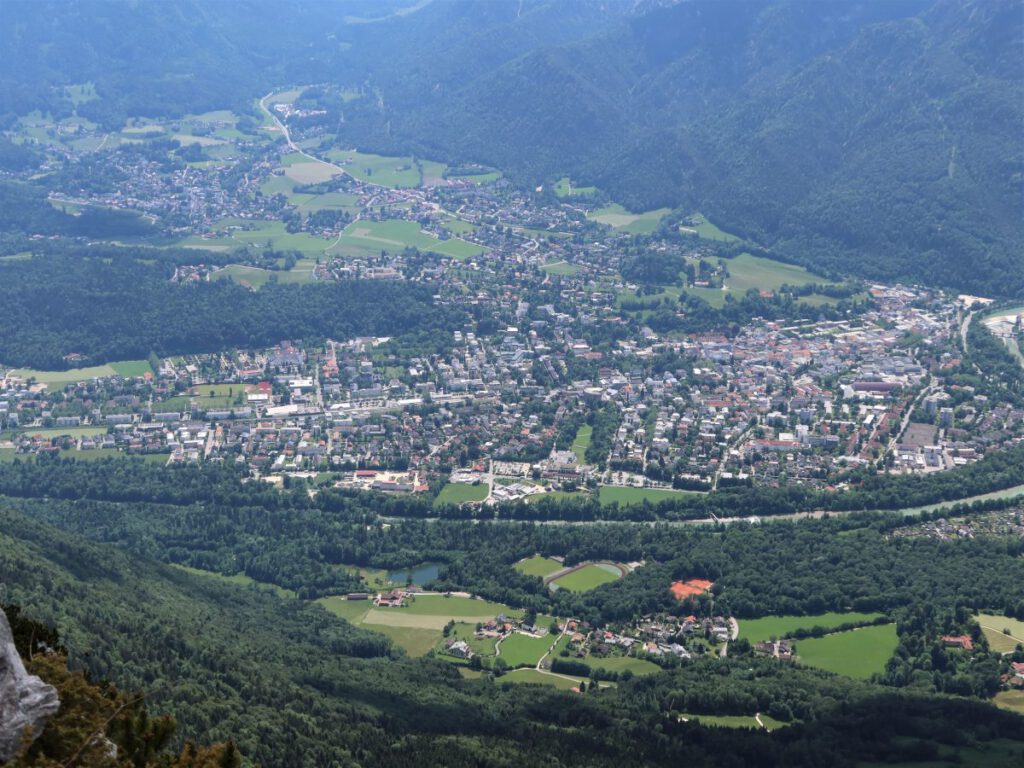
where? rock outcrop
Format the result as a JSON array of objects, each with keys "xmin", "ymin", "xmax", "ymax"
[{"xmin": 0, "ymin": 608, "xmax": 60, "ymax": 761}]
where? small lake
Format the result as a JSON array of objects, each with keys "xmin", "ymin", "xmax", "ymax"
[{"xmin": 387, "ymin": 562, "xmax": 441, "ymax": 586}]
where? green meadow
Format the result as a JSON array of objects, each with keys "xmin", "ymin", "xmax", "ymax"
[
  {"xmin": 588, "ymin": 204, "xmax": 671, "ymax": 234},
  {"xmin": 553, "ymin": 176, "xmax": 598, "ymax": 198},
  {"xmin": 326, "ymin": 149, "xmax": 441, "ymax": 188},
  {"xmin": 502, "ymin": 669, "xmax": 582, "ymax": 690},
  {"xmin": 330, "ymin": 219, "xmax": 483, "ymax": 260},
  {"xmin": 584, "ymin": 655, "xmax": 661, "ymax": 677},
  {"xmin": 542, "ymin": 261, "xmax": 581, "ymax": 276},
  {"xmin": 795, "ymin": 623, "xmax": 899, "ymax": 679},
  {"xmin": 680, "ymin": 212, "xmax": 741, "ymax": 242},
  {"xmin": 738, "ymin": 612, "xmax": 884, "ymax": 644},
  {"xmin": 570, "ymin": 424, "xmax": 592, "ymax": 463},
  {"xmin": 598, "ymin": 485, "xmax": 692, "ymax": 506},
  {"xmin": 499, "ymin": 632, "xmax": 553, "ymax": 667},
  {"xmin": 7, "ymin": 360, "xmax": 152, "ymax": 385},
  {"xmin": 976, "ymin": 613, "xmax": 1024, "ymax": 653}
]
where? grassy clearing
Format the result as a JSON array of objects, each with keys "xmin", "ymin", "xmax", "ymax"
[
  {"xmin": 588, "ymin": 204, "xmax": 671, "ymax": 234},
  {"xmin": 316, "ymin": 596, "xmax": 371, "ymax": 622},
  {"xmin": 514, "ymin": 555, "xmax": 563, "ymax": 578},
  {"xmin": 366, "ymin": 624, "xmax": 440, "ymax": 657},
  {"xmin": 680, "ymin": 213, "xmax": 740, "ymax": 242},
  {"xmin": 172, "ymin": 565, "xmax": 296, "ymax": 599},
  {"xmin": 331, "ymin": 219, "xmax": 483, "ymax": 260},
  {"xmin": 433, "ymin": 482, "xmax": 488, "ymax": 507},
  {"xmin": 718, "ymin": 252, "xmax": 822, "ymax": 294},
  {"xmin": 796, "ymin": 623, "xmax": 899, "ymax": 679},
  {"xmin": 553, "ymin": 176, "xmax": 597, "ymax": 198},
  {"xmin": 680, "ymin": 714, "xmax": 787, "ymax": 731},
  {"xmin": 570, "ymin": 424, "xmax": 592, "ymax": 463},
  {"xmin": 976, "ymin": 613, "xmax": 1024, "ymax": 653},
  {"xmin": 502, "ymin": 669, "xmax": 582, "ymax": 690},
  {"xmin": 739, "ymin": 612, "xmax": 884, "ymax": 644},
  {"xmin": 499, "ymin": 632, "xmax": 553, "ymax": 667},
  {"xmin": 598, "ymin": 486, "xmax": 692, "ymax": 507},
  {"xmin": 551, "ymin": 564, "xmax": 622, "ymax": 593}
]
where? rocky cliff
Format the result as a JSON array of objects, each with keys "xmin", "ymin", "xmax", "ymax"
[{"xmin": 0, "ymin": 608, "xmax": 60, "ymax": 762}]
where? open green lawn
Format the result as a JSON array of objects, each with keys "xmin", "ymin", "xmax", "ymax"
[
  {"xmin": 330, "ymin": 219, "xmax": 483, "ymax": 260},
  {"xmin": 553, "ymin": 176, "xmax": 598, "ymax": 198},
  {"xmin": 499, "ymin": 632, "xmax": 553, "ymax": 667},
  {"xmin": 717, "ymin": 252, "xmax": 822, "ymax": 294},
  {"xmin": 570, "ymin": 424, "xmax": 592, "ymax": 463},
  {"xmin": 588, "ymin": 204, "xmax": 671, "ymax": 234},
  {"xmin": 739, "ymin": 612, "xmax": 884, "ymax": 644},
  {"xmin": 440, "ymin": 622, "xmax": 499, "ymax": 658},
  {"xmin": 502, "ymin": 669, "xmax": 582, "ymax": 690},
  {"xmin": 365, "ymin": 624, "xmax": 440, "ymax": 657},
  {"xmin": 584, "ymin": 655, "xmax": 661, "ymax": 677},
  {"xmin": 403, "ymin": 595, "xmax": 519, "ymax": 619},
  {"xmin": 541, "ymin": 260, "xmax": 581, "ymax": 276},
  {"xmin": 550, "ymin": 563, "xmax": 622, "ymax": 593},
  {"xmin": 796, "ymin": 623, "xmax": 899, "ymax": 679},
  {"xmin": 433, "ymin": 482, "xmax": 488, "ymax": 507},
  {"xmin": 514, "ymin": 555, "xmax": 563, "ymax": 578},
  {"xmin": 680, "ymin": 213, "xmax": 741, "ymax": 242},
  {"xmin": 598, "ymin": 485, "xmax": 692, "ymax": 506},
  {"xmin": 448, "ymin": 170, "xmax": 501, "ymax": 184},
  {"xmin": 7, "ymin": 360, "xmax": 150, "ymax": 385},
  {"xmin": 976, "ymin": 613, "xmax": 1024, "ymax": 653},
  {"xmin": 327, "ymin": 149, "xmax": 425, "ymax": 188},
  {"xmin": 21, "ymin": 426, "xmax": 108, "ymax": 439}
]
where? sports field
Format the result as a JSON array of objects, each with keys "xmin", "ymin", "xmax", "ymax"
[
  {"xmin": 8, "ymin": 359, "xmax": 152, "ymax": 385},
  {"xmin": 514, "ymin": 555, "xmax": 563, "ymax": 578},
  {"xmin": 795, "ymin": 623, "xmax": 898, "ymax": 679},
  {"xmin": 330, "ymin": 220, "xmax": 483, "ymax": 260},
  {"xmin": 433, "ymin": 482, "xmax": 488, "ymax": 507},
  {"xmin": 738, "ymin": 612, "xmax": 884, "ymax": 644},
  {"xmin": 976, "ymin": 613, "xmax": 1024, "ymax": 653},
  {"xmin": 598, "ymin": 485, "xmax": 691, "ymax": 506},
  {"xmin": 550, "ymin": 563, "xmax": 623, "ymax": 592},
  {"xmin": 588, "ymin": 204, "xmax": 671, "ymax": 234},
  {"xmin": 541, "ymin": 261, "xmax": 581, "ymax": 276}
]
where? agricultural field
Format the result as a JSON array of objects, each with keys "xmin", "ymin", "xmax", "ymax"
[
  {"xmin": 330, "ymin": 219, "xmax": 483, "ymax": 260},
  {"xmin": 552, "ymin": 176, "xmax": 598, "ymax": 198},
  {"xmin": 316, "ymin": 596, "xmax": 372, "ymax": 622},
  {"xmin": 795, "ymin": 623, "xmax": 899, "ymax": 679},
  {"xmin": 499, "ymin": 632, "xmax": 553, "ymax": 667},
  {"xmin": 738, "ymin": 612, "xmax": 884, "ymax": 644},
  {"xmin": 433, "ymin": 482, "xmax": 489, "ymax": 507},
  {"xmin": 975, "ymin": 613, "xmax": 1024, "ymax": 653},
  {"xmin": 403, "ymin": 595, "xmax": 518, "ymax": 619},
  {"xmin": 588, "ymin": 204, "xmax": 671, "ymax": 235},
  {"xmin": 7, "ymin": 360, "xmax": 152, "ymax": 385},
  {"xmin": 514, "ymin": 555, "xmax": 563, "ymax": 578},
  {"xmin": 549, "ymin": 563, "xmax": 623, "ymax": 592},
  {"xmin": 598, "ymin": 485, "xmax": 692, "ymax": 506},
  {"xmin": 570, "ymin": 424, "xmax": 592, "ymax": 463},
  {"xmin": 680, "ymin": 213, "xmax": 741, "ymax": 242},
  {"xmin": 280, "ymin": 151, "xmax": 342, "ymax": 184},
  {"xmin": 716, "ymin": 252, "xmax": 823, "ymax": 294}
]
